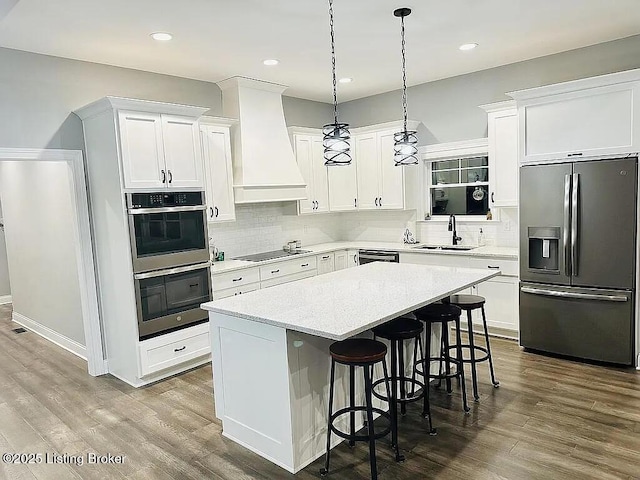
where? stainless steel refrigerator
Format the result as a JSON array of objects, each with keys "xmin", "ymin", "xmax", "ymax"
[{"xmin": 519, "ymin": 157, "xmax": 637, "ymax": 365}]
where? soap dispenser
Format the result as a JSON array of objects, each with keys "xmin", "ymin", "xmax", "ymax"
[{"xmin": 478, "ymin": 228, "xmax": 486, "ymax": 247}]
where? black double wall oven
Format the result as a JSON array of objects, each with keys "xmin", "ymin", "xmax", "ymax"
[{"xmin": 127, "ymin": 192, "xmax": 212, "ymax": 339}]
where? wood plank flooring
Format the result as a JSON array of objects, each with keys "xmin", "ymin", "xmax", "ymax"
[{"xmin": 0, "ymin": 303, "xmax": 639, "ymax": 479}]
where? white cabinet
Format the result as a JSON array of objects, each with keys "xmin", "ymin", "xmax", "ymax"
[
  {"xmin": 119, "ymin": 110, "xmax": 204, "ymax": 190},
  {"xmin": 328, "ymin": 162, "xmax": 358, "ymax": 211},
  {"xmin": 346, "ymin": 249, "xmax": 359, "ymax": 268},
  {"xmin": 480, "ymin": 101, "xmax": 518, "ymax": 207},
  {"xmin": 508, "ymin": 70, "xmax": 640, "ymax": 164},
  {"xmin": 201, "ymin": 119, "xmax": 236, "ymax": 222},
  {"xmin": 290, "ymin": 130, "xmax": 329, "ymax": 214},
  {"xmin": 399, "ymin": 252, "xmax": 518, "ymax": 336},
  {"xmin": 317, "ymin": 253, "xmax": 335, "ymax": 275},
  {"xmin": 353, "ymin": 122, "xmax": 418, "ymax": 211},
  {"xmin": 334, "ymin": 250, "xmax": 348, "ymax": 270},
  {"xmin": 260, "ymin": 257, "xmax": 318, "ymax": 288}
]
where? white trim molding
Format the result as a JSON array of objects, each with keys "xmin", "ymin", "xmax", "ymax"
[
  {"xmin": 12, "ymin": 311, "xmax": 87, "ymax": 360},
  {"xmin": 0, "ymin": 295, "xmax": 12, "ymax": 305},
  {"xmin": 419, "ymin": 137, "xmax": 489, "ymax": 161},
  {"xmin": 0, "ymin": 147, "xmax": 107, "ymax": 376}
]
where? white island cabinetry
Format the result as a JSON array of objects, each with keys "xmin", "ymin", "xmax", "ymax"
[{"xmin": 202, "ymin": 263, "xmax": 499, "ymax": 473}]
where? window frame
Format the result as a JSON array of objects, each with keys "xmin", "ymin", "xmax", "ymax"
[{"xmin": 418, "ymin": 138, "xmax": 497, "ymax": 222}]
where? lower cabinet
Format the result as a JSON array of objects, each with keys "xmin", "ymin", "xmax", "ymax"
[
  {"xmin": 346, "ymin": 249, "xmax": 359, "ymax": 267},
  {"xmin": 138, "ymin": 323, "xmax": 210, "ymax": 377},
  {"xmin": 400, "ymin": 252, "xmax": 518, "ymax": 337},
  {"xmin": 334, "ymin": 250, "xmax": 348, "ymax": 270},
  {"xmin": 317, "ymin": 253, "xmax": 335, "ymax": 275}
]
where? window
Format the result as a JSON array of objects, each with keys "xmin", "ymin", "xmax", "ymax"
[{"xmin": 430, "ymin": 156, "xmax": 489, "ymax": 216}]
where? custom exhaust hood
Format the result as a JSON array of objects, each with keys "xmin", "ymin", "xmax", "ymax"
[{"xmin": 217, "ymin": 77, "xmax": 307, "ymax": 204}]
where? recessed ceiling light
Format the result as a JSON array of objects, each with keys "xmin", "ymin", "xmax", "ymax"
[
  {"xmin": 338, "ymin": 78, "xmax": 353, "ymax": 84},
  {"xmin": 459, "ymin": 43, "xmax": 478, "ymax": 51},
  {"xmin": 150, "ymin": 32, "xmax": 173, "ymax": 41},
  {"xmin": 263, "ymin": 59, "xmax": 279, "ymax": 66}
]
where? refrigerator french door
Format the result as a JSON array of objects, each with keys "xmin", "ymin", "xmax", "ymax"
[{"xmin": 519, "ymin": 157, "xmax": 637, "ymax": 365}]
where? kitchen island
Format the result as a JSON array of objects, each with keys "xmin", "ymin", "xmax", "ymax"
[{"xmin": 201, "ymin": 262, "xmax": 499, "ymax": 473}]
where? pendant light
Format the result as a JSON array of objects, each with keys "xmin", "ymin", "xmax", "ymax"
[
  {"xmin": 323, "ymin": 0, "xmax": 351, "ymax": 166},
  {"xmin": 393, "ymin": 7, "xmax": 418, "ymax": 166}
]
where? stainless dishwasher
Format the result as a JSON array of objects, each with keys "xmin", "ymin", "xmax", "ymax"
[{"xmin": 358, "ymin": 250, "xmax": 399, "ymax": 264}]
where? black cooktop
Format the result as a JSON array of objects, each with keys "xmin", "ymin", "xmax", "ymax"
[{"xmin": 234, "ymin": 249, "xmax": 312, "ymax": 262}]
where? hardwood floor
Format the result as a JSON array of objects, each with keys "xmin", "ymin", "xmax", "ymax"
[{"xmin": 0, "ymin": 303, "xmax": 639, "ymax": 479}]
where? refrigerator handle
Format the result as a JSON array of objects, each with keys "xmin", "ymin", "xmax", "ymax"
[
  {"xmin": 563, "ymin": 174, "xmax": 572, "ymax": 276},
  {"xmin": 571, "ymin": 173, "xmax": 579, "ymax": 276},
  {"xmin": 520, "ymin": 286, "xmax": 628, "ymax": 302}
]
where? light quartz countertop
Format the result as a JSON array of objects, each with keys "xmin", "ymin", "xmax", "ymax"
[
  {"xmin": 210, "ymin": 241, "xmax": 518, "ymax": 274},
  {"xmin": 202, "ymin": 262, "xmax": 500, "ymax": 340}
]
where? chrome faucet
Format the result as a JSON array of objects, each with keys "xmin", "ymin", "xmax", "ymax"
[{"xmin": 448, "ymin": 214, "xmax": 462, "ymax": 245}]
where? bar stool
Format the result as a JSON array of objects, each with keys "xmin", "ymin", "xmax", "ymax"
[
  {"xmin": 449, "ymin": 294, "xmax": 500, "ymax": 400},
  {"xmin": 320, "ymin": 338, "xmax": 400, "ymax": 480},
  {"xmin": 413, "ymin": 303, "xmax": 470, "ymax": 413},
  {"xmin": 371, "ymin": 316, "xmax": 435, "ymax": 437}
]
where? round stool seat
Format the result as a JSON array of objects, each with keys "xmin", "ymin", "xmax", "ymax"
[
  {"xmin": 415, "ymin": 303, "xmax": 461, "ymax": 322},
  {"xmin": 330, "ymin": 338, "xmax": 386, "ymax": 364},
  {"xmin": 372, "ymin": 317, "xmax": 423, "ymax": 340},
  {"xmin": 449, "ymin": 294, "xmax": 485, "ymax": 310}
]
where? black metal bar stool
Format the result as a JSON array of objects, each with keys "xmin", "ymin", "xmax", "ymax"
[
  {"xmin": 449, "ymin": 294, "xmax": 500, "ymax": 400},
  {"xmin": 372, "ymin": 316, "xmax": 435, "ymax": 438},
  {"xmin": 412, "ymin": 303, "xmax": 470, "ymax": 414},
  {"xmin": 321, "ymin": 338, "xmax": 399, "ymax": 480}
]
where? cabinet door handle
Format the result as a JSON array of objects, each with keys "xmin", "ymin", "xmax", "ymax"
[
  {"xmin": 209, "ymin": 207, "xmax": 214, "ymax": 218},
  {"xmin": 354, "ymin": 198, "xmax": 357, "ymax": 208},
  {"xmin": 491, "ymin": 192, "xmax": 494, "ymax": 203},
  {"xmin": 375, "ymin": 197, "xmax": 379, "ymax": 207},
  {"xmin": 322, "ymin": 255, "xmax": 330, "ymax": 260},
  {"xmin": 215, "ymin": 206, "xmax": 219, "ymax": 217},
  {"xmin": 271, "ymin": 269, "xmax": 280, "ymax": 274},
  {"xmin": 161, "ymin": 169, "xmax": 166, "ymax": 183},
  {"xmin": 487, "ymin": 265, "xmax": 500, "ymax": 270},
  {"xmin": 301, "ymin": 263, "xmax": 309, "ymax": 267},
  {"xmin": 567, "ymin": 152, "xmax": 583, "ymax": 157},
  {"xmin": 168, "ymin": 170, "xmax": 173, "ymax": 183},
  {"xmin": 232, "ymin": 277, "xmax": 243, "ymax": 282},
  {"xmin": 174, "ymin": 346, "xmax": 186, "ymax": 352},
  {"xmin": 379, "ymin": 197, "xmax": 382, "ymax": 207}
]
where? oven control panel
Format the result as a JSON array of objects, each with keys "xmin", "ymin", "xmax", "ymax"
[{"xmin": 128, "ymin": 192, "xmax": 204, "ymax": 208}]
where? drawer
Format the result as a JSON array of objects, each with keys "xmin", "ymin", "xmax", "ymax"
[
  {"xmin": 139, "ymin": 323, "xmax": 210, "ymax": 376},
  {"xmin": 214, "ymin": 282, "xmax": 260, "ymax": 299},
  {"xmin": 259, "ymin": 256, "xmax": 317, "ymax": 281},
  {"xmin": 260, "ymin": 270, "xmax": 317, "ymax": 289},
  {"xmin": 400, "ymin": 252, "xmax": 518, "ymax": 277},
  {"xmin": 212, "ymin": 267, "xmax": 260, "ymax": 291},
  {"xmin": 466, "ymin": 257, "xmax": 518, "ymax": 277}
]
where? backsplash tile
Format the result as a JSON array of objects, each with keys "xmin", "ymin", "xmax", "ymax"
[{"xmin": 209, "ymin": 203, "xmax": 518, "ymax": 259}]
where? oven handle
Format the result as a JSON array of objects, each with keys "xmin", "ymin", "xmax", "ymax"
[
  {"xmin": 358, "ymin": 253, "xmax": 398, "ymax": 261},
  {"xmin": 134, "ymin": 262, "xmax": 211, "ymax": 280},
  {"xmin": 128, "ymin": 205, "xmax": 207, "ymax": 215}
]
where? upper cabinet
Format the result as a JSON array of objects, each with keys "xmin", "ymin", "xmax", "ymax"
[
  {"xmin": 353, "ymin": 121, "xmax": 419, "ymax": 211},
  {"xmin": 480, "ymin": 101, "xmax": 518, "ymax": 207},
  {"xmin": 119, "ymin": 111, "xmax": 203, "ymax": 190},
  {"xmin": 508, "ymin": 69, "xmax": 640, "ymax": 164},
  {"xmin": 200, "ymin": 118, "xmax": 236, "ymax": 222},
  {"xmin": 290, "ymin": 129, "xmax": 329, "ymax": 214},
  {"xmin": 76, "ymin": 97, "xmax": 208, "ymax": 191}
]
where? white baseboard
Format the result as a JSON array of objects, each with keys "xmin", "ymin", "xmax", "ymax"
[
  {"xmin": 12, "ymin": 311, "xmax": 87, "ymax": 360},
  {"xmin": 0, "ymin": 295, "xmax": 12, "ymax": 305}
]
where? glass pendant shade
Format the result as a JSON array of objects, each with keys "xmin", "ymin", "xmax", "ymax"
[
  {"xmin": 323, "ymin": 122, "xmax": 351, "ymax": 166},
  {"xmin": 393, "ymin": 129, "xmax": 418, "ymax": 165}
]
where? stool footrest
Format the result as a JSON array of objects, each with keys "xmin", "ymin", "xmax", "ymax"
[
  {"xmin": 371, "ymin": 377, "xmax": 425, "ymax": 404},
  {"xmin": 329, "ymin": 407, "xmax": 391, "ymax": 442},
  {"xmin": 447, "ymin": 344, "xmax": 490, "ymax": 363}
]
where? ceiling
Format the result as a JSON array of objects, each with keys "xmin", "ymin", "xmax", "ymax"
[{"xmin": 1, "ymin": 0, "xmax": 639, "ymax": 102}]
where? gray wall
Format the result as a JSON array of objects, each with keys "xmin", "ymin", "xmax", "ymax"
[
  {"xmin": 0, "ymin": 200, "xmax": 10, "ymax": 297},
  {"xmin": 0, "ymin": 47, "xmax": 328, "ymax": 152},
  {"xmin": 0, "ymin": 160, "xmax": 85, "ymax": 345},
  {"xmin": 340, "ymin": 34, "xmax": 640, "ymax": 144}
]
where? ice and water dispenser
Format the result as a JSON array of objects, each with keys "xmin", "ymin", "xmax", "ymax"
[{"xmin": 527, "ymin": 227, "xmax": 560, "ymax": 272}]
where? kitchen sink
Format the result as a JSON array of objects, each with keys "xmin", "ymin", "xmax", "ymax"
[{"xmin": 412, "ymin": 245, "xmax": 476, "ymax": 251}]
